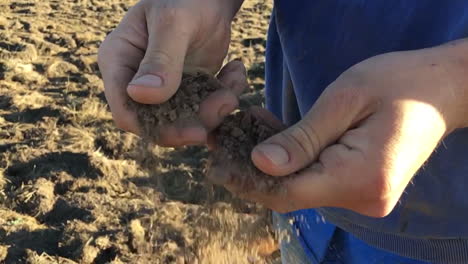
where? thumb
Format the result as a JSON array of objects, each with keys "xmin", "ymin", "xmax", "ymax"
[
  {"xmin": 127, "ymin": 10, "xmax": 193, "ymax": 104},
  {"xmin": 252, "ymin": 87, "xmax": 371, "ymax": 176}
]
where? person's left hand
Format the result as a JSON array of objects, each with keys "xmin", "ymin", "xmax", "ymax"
[{"xmin": 212, "ymin": 40, "xmax": 468, "ymax": 217}]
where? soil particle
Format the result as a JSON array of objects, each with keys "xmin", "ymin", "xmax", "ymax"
[
  {"xmin": 207, "ymin": 110, "xmax": 286, "ymax": 194},
  {"xmin": 127, "ymin": 71, "xmax": 224, "ymax": 143}
]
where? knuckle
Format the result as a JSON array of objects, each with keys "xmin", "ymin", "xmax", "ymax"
[
  {"xmin": 232, "ymin": 78, "xmax": 248, "ymax": 94},
  {"xmin": 156, "ymin": 7, "xmax": 183, "ymax": 24},
  {"xmin": 340, "ymin": 64, "xmax": 368, "ymax": 88},
  {"xmin": 320, "ymin": 145, "xmax": 349, "ymax": 171},
  {"xmin": 151, "ymin": 5, "xmax": 194, "ymax": 33},
  {"xmin": 283, "ymin": 122, "xmax": 321, "ymax": 161},
  {"xmin": 328, "ymin": 82, "xmax": 365, "ymax": 112},
  {"xmin": 151, "ymin": 3, "xmax": 198, "ymax": 38},
  {"xmin": 328, "ymin": 64, "xmax": 371, "ymax": 107},
  {"xmin": 141, "ymin": 49, "xmax": 173, "ymax": 67}
]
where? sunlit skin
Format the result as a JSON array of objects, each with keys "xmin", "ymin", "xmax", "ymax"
[{"xmin": 98, "ymin": 0, "xmax": 468, "ymax": 218}]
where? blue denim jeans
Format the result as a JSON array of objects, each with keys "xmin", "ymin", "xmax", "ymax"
[{"xmin": 272, "ymin": 212, "xmax": 431, "ymax": 264}]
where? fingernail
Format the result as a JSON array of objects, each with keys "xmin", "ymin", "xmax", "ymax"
[
  {"xmin": 218, "ymin": 104, "xmax": 233, "ymax": 118},
  {"xmin": 130, "ymin": 74, "xmax": 163, "ymax": 87},
  {"xmin": 254, "ymin": 144, "xmax": 290, "ymax": 166}
]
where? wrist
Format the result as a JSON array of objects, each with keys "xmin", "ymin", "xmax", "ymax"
[{"xmin": 437, "ymin": 38, "xmax": 468, "ymax": 129}]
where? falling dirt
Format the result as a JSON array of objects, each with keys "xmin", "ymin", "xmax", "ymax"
[{"xmin": 0, "ymin": 0, "xmax": 278, "ymax": 263}]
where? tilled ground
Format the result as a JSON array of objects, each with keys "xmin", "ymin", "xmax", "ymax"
[{"xmin": 0, "ymin": 0, "xmax": 278, "ymax": 263}]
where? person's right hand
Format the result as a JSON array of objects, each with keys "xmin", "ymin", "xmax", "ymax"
[{"xmin": 98, "ymin": 0, "xmax": 246, "ymax": 147}]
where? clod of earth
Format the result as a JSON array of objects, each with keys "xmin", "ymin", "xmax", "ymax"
[
  {"xmin": 127, "ymin": 71, "xmax": 224, "ymax": 143},
  {"xmin": 207, "ymin": 110, "xmax": 287, "ymax": 194}
]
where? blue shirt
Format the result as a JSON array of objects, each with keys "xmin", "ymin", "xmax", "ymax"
[{"xmin": 265, "ymin": 1, "xmax": 468, "ymax": 263}]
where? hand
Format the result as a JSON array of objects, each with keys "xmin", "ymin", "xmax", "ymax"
[
  {"xmin": 224, "ymin": 42, "xmax": 468, "ymax": 217},
  {"xmin": 98, "ymin": 0, "xmax": 245, "ymax": 146}
]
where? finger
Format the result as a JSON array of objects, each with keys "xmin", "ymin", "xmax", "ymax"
[
  {"xmin": 127, "ymin": 6, "xmax": 196, "ymax": 104},
  {"xmin": 197, "ymin": 61, "xmax": 248, "ymax": 130},
  {"xmin": 198, "ymin": 89, "xmax": 238, "ymax": 130},
  {"xmin": 98, "ymin": 4, "xmax": 147, "ymax": 133},
  {"xmin": 103, "ymin": 66, "xmax": 140, "ymax": 134},
  {"xmin": 252, "ymin": 83, "xmax": 375, "ymax": 176},
  {"xmin": 238, "ymin": 135, "xmax": 375, "ymax": 214},
  {"xmin": 222, "ymin": 162, "xmax": 336, "ymax": 213},
  {"xmin": 206, "ymin": 144, "xmax": 340, "ymax": 213},
  {"xmin": 157, "ymin": 118, "xmax": 207, "ymax": 147},
  {"xmin": 216, "ymin": 60, "xmax": 248, "ymax": 96}
]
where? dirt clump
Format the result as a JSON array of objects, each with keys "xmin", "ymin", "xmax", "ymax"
[
  {"xmin": 127, "ymin": 71, "xmax": 224, "ymax": 143},
  {"xmin": 207, "ymin": 110, "xmax": 286, "ymax": 194}
]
